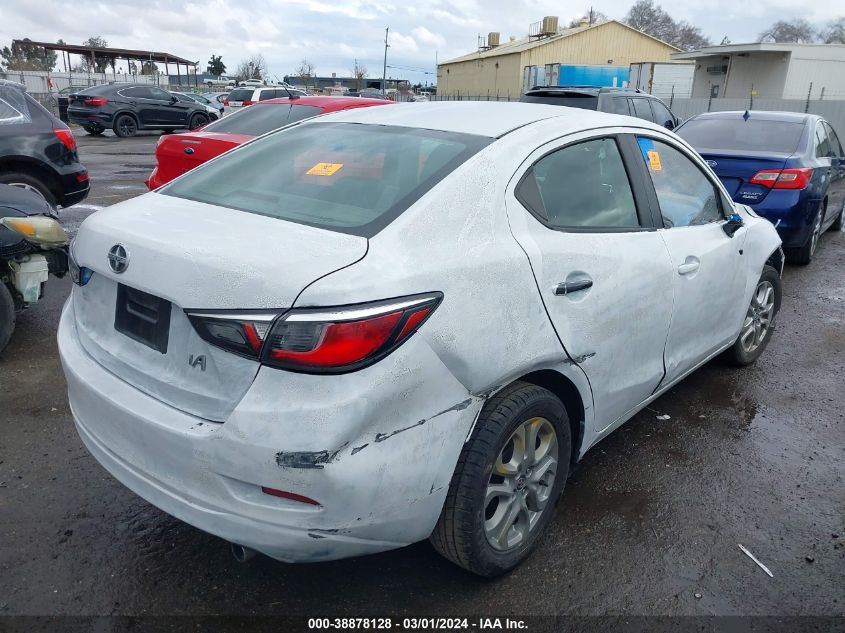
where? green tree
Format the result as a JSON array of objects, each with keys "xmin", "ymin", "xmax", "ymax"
[
  {"xmin": 206, "ymin": 54, "xmax": 226, "ymax": 76},
  {"xmin": 78, "ymin": 36, "xmax": 113, "ymax": 73},
  {"xmin": 624, "ymin": 0, "xmax": 710, "ymax": 51},
  {"xmin": 0, "ymin": 38, "xmax": 58, "ymax": 71},
  {"xmin": 141, "ymin": 61, "xmax": 158, "ymax": 75}
]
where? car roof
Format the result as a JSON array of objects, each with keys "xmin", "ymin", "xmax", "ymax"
[
  {"xmin": 692, "ymin": 110, "xmax": 814, "ymax": 124},
  {"xmin": 310, "ymin": 101, "xmax": 654, "ymax": 138},
  {"xmin": 260, "ymin": 96, "xmax": 391, "ymax": 108}
]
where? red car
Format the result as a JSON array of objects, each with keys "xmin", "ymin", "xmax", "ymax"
[{"xmin": 146, "ymin": 96, "xmax": 392, "ymax": 190}]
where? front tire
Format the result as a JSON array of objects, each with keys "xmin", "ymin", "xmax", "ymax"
[
  {"xmin": 0, "ymin": 283, "xmax": 16, "ymax": 354},
  {"xmin": 113, "ymin": 114, "xmax": 138, "ymax": 138},
  {"xmin": 726, "ymin": 265, "xmax": 781, "ymax": 366},
  {"xmin": 188, "ymin": 113, "xmax": 209, "ymax": 130},
  {"xmin": 430, "ymin": 381, "xmax": 571, "ymax": 577},
  {"xmin": 83, "ymin": 124, "xmax": 104, "ymax": 135}
]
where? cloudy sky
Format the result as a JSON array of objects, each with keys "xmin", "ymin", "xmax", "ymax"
[{"xmin": 2, "ymin": 0, "xmax": 843, "ymax": 85}]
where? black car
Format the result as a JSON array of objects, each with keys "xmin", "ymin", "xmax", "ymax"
[
  {"xmin": 520, "ymin": 86, "xmax": 679, "ymax": 129},
  {"xmin": 0, "ymin": 79, "xmax": 89, "ymax": 208},
  {"xmin": 67, "ymin": 83, "xmax": 213, "ymax": 137}
]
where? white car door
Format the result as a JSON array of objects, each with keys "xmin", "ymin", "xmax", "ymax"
[
  {"xmin": 633, "ymin": 135, "xmax": 748, "ymax": 384},
  {"xmin": 506, "ymin": 131, "xmax": 675, "ymax": 433}
]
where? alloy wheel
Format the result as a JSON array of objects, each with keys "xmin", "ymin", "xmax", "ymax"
[
  {"xmin": 810, "ymin": 211, "xmax": 823, "ymax": 256},
  {"xmin": 740, "ymin": 280, "xmax": 776, "ymax": 354},
  {"xmin": 119, "ymin": 118, "xmax": 137, "ymax": 136},
  {"xmin": 484, "ymin": 416, "xmax": 558, "ymax": 551}
]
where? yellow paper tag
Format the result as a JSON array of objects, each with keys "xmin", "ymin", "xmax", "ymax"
[
  {"xmin": 306, "ymin": 162, "xmax": 344, "ymax": 177},
  {"xmin": 647, "ymin": 150, "xmax": 662, "ymax": 171}
]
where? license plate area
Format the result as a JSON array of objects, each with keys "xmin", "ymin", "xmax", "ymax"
[{"xmin": 114, "ymin": 284, "xmax": 171, "ymax": 353}]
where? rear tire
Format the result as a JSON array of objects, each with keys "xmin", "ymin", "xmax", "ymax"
[
  {"xmin": 113, "ymin": 114, "xmax": 138, "ymax": 138},
  {"xmin": 430, "ymin": 381, "xmax": 571, "ymax": 577},
  {"xmin": 0, "ymin": 171, "xmax": 57, "ymax": 207},
  {"xmin": 726, "ymin": 265, "xmax": 781, "ymax": 366},
  {"xmin": 787, "ymin": 206, "xmax": 824, "ymax": 265},
  {"xmin": 831, "ymin": 201, "xmax": 844, "ymax": 231},
  {"xmin": 0, "ymin": 283, "xmax": 16, "ymax": 354}
]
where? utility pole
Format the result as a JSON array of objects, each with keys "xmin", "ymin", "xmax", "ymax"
[{"xmin": 382, "ymin": 27, "xmax": 389, "ymax": 96}]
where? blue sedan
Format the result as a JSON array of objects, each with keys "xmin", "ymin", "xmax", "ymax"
[{"xmin": 677, "ymin": 111, "xmax": 845, "ymax": 264}]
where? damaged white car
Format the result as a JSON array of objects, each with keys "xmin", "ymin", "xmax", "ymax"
[{"xmin": 59, "ymin": 102, "xmax": 783, "ymax": 577}]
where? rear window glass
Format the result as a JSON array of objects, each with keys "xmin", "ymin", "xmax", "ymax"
[
  {"xmin": 201, "ymin": 103, "xmax": 296, "ymax": 136},
  {"xmin": 521, "ymin": 93, "xmax": 598, "ymax": 110},
  {"xmin": 287, "ymin": 105, "xmax": 322, "ymax": 123},
  {"xmin": 162, "ymin": 122, "xmax": 491, "ymax": 237},
  {"xmin": 227, "ymin": 89, "xmax": 254, "ymax": 102},
  {"xmin": 677, "ymin": 118, "xmax": 805, "ymax": 154}
]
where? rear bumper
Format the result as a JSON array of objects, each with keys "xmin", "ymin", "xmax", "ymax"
[
  {"xmin": 743, "ymin": 191, "xmax": 821, "ymax": 248},
  {"xmin": 57, "ymin": 167, "xmax": 89, "ymax": 207},
  {"xmin": 67, "ymin": 108, "xmax": 113, "ymax": 128},
  {"xmin": 58, "ymin": 296, "xmax": 481, "ymax": 562}
]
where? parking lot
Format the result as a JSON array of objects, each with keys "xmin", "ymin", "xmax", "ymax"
[{"xmin": 1, "ymin": 131, "xmax": 844, "ymax": 621}]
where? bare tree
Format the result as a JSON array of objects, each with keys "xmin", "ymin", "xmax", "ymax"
[
  {"xmin": 350, "ymin": 60, "xmax": 368, "ymax": 90},
  {"xmin": 568, "ymin": 9, "xmax": 608, "ymax": 28},
  {"xmin": 624, "ymin": 0, "xmax": 710, "ymax": 51},
  {"xmin": 821, "ymin": 17, "xmax": 845, "ymax": 44},
  {"xmin": 236, "ymin": 53, "xmax": 267, "ymax": 81},
  {"xmin": 296, "ymin": 58, "xmax": 316, "ymax": 90},
  {"xmin": 758, "ymin": 19, "xmax": 817, "ymax": 43}
]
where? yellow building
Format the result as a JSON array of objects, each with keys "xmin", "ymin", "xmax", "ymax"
[{"xmin": 437, "ymin": 19, "xmax": 680, "ymax": 98}]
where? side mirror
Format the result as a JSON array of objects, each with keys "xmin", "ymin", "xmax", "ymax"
[
  {"xmin": 664, "ymin": 119, "xmax": 675, "ymax": 130},
  {"xmin": 170, "ymin": 95, "xmax": 178, "ymax": 103},
  {"xmin": 723, "ymin": 212, "xmax": 744, "ymax": 237}
]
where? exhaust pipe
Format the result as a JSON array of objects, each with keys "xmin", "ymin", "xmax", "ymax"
[{"xmin": 230, "ymin": 543, "xmax": 258, "ymax": 563}]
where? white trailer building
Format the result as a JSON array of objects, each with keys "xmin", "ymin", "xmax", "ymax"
[
  {"xmin": 671, "ymin": 42, "xmax": 845, "ymax": 100},
  {"xmin": 628, "ymin": 62, "xmax": 694, "ymax": 100}
]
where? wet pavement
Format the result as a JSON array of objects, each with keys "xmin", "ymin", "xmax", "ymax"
[{"xmin": 0, "ymin": 132, "xmax": 843, "ymax": 621}]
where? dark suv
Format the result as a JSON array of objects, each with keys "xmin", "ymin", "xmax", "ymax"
[
  {"xmin": 521, "ymin": 86, "xmax": 679, "ymax": 129},
  {"xmin": 67, "ymin": 83, "xmax": 212, "ymax": 137},
  {"xmin": 0, "ymin": 79, "xmax": 89, "ymax": 207}
]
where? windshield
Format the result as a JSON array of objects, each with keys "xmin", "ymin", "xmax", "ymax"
[
  {"xmin": 162, "ymin": 122, "xmax": 491, "ymax": 237},
  {"xmin": 677, "ymin": 118, "xmax": 806, "ymax": 154}
]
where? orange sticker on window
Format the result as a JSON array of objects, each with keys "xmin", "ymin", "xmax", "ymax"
[
  {"xmin": 647, "ymin": 150, "xmax": 662, "ymax": 171},
  {"xmin": 306, "ymin": 162, "xmax": 344, "ymax": 177}
]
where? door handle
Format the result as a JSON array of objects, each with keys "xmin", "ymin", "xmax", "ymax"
[
  {"xmin": 677, "ymin": 258, "xmax": 700, "ymax": 275},
  {"xmin": 554, "ymin": 279, "xmax": 593, "ymax": 295}
]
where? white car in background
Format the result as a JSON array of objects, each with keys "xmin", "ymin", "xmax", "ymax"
[
  {"xmin": 59, "ymin": 103, "xmax": 782, "ymax": 577},
  {"xmin": 222, "ymin": 85, "xmax": 307, "ymax": 115}
]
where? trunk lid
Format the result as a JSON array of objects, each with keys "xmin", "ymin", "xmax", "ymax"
[
  {"xmin": 698, "ymin": 150, "xmax": 791, "ymax": 205},
  {"xmin": 70, "ymin": 193, "xmax": 367, "ymax": 420},
  {"xmin": 155, "ymin": 132, "xmax": 251, "ymax": 182}
]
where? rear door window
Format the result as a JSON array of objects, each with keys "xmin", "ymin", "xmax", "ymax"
[
  {"xmin": 258, "ymin": 89, "xmax": 278, "ymax": 101},
  {"xmin": 162, "ymin": 122, "xmax": 491, "ymax": 237},
  {"xmin": 630, "ymin": 98, "xmax": 655, "ymax": 122},
  {"xmin": 121, "ymin": 86, "xmax": 153, "ymax": 100},
  {"xmin": 824, "ymin": 122, "xmax": 843, "ymax": 157},
  {"xmin": 516, "ymin": 137, "xmax": 640, "ymax": 229},
  {"xmin": 148, "ymin": 87, "xmax": 172, "ymax": 101}
]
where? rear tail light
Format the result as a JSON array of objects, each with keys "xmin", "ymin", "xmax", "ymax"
[
  {"xmin": 53, "ymin": 128, "xmax": 76, "ymax": 151},
  {"xmin": 186, "ymin": 292, "xmax": 442, "ymax": 372},
  {"xmin": 749, "ymin": 167, "xmax": 813, "ymax": 190},
  {"xmin": 83, "ymin": 97, "xmax": 108, "ymax": 107},
  {"xmin": 222, "ymin": 99, "xmax": 229, "ymax": 106},
  {"xmin": 242, "ymin": 100, "xmax": 254, "ymax": 106},
  {"xmin": 76, "ymin": 172, "xmax": 89, "ymax": 182}
]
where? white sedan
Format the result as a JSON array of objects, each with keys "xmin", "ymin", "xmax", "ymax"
[{"xmin": 59, "ymin": 102, "xmax": 782, "ymax": 577}]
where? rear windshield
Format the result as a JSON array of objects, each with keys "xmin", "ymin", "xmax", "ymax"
[
  {"xmin": 227, "ymin": 88, "xmax": 254, "ymax": 102},
  {"xmin": 201, "ymin": 103, "xmax": 314, "ymax": 136},
  {"xmin": 677, "ymin": 118, "xmax": 805, "ymax": 154},
  {"xmin": 162, "ymin": 122, "xmax": 491, "ymax": 237},
  {"xmin": 521, "ymin": 93, "xmax": 598, "ymax": 110}
]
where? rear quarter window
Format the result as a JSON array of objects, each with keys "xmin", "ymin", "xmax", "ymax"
[{"xmin": 0, "ymin": 88, "xmax": 31, "ymax": 124}]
